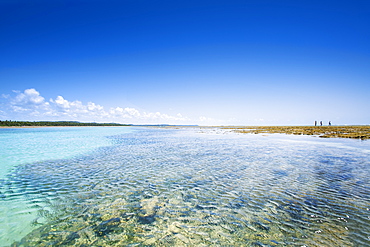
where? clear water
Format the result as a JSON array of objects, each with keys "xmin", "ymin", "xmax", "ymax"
[
  {"xmin": 1, "ymin": 127, "xmax": 370, "ymax": 246},
  {"xmin": 0, "ymin": 127, "xmax": 134, "ymax": 246}
]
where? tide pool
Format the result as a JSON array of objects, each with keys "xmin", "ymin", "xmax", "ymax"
[{"xmin": 1, "ymin": 127, "xmax": 370, "ymax": 246}]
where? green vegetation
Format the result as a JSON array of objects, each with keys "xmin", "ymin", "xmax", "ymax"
[{"xmin": 0, "ymin": 120, "xmax": 131, "ymax": 127}]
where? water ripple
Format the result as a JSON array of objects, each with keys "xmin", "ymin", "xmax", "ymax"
[{"xmin": 1, "ymin": 128, "xmax": 369, "ymax": 246}]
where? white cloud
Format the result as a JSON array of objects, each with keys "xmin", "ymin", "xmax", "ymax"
[
  {"xmin": 53, "ymin": 96, "xmax": 70, "ymax": 109},
  {"xmin": 142, "ymin": 111, "xmax": 189, "ymax": 122},
  {"xmin": 87, "ymin": 102, "xmax": 104, "ymax": 111},
  {"xmin": 124, "ymin": 107, "xmax": 140, "ymax": 118},
  {"xmin": 13, "ymin": 88, "xmax": 45, "ymax": 105},
  {"xmin": 109, "ymin": 107, "xmax": 141, "ymax": 118},
  {"xmin": 11, "ymin": 105, "xmax": 29, "ymax": 112},
  {"xmin": 8, "ymin": 89, "xmax": 49, "ymax": 115},
  {"xmin": 3, "ymin": 88, "xmax": 197, "ymax": 124},
  {"xmin": 109, "ymin": 107, "xmax": 134, "ymax": 118}
]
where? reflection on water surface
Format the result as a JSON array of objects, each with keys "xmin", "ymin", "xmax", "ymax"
[{"xmin": 1, "ymin": 128, "xmax": 370, "ymax": 246}]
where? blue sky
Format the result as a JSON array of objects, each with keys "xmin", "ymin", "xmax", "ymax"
[{"xmin": 1, "ymin": 0, "xmax": 369, "ymax": 125}]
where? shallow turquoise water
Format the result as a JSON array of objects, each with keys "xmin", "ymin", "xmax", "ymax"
[
  {"xmin": 1, "ymin": 127, "xmax": 370, "ymax": 246},
  {"xmin": 0, "ymin": 127, "xmax": 134, "ymax": 179},
  {"xmin": 0, "ymin": 127, "xmax": 134, "ymax": 245}
]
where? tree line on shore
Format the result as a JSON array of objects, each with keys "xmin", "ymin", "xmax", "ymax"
[{"xmin": 0, "ymin": 120, "xmax": 131, "ymax": 127}]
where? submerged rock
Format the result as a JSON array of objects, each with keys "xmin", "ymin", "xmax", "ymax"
[{"xmin": 94, "ymin": 217, "xmax": 122, "ymax": 237}]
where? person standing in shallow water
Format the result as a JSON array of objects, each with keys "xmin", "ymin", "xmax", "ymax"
[
  {"xmin": 329, "ymin": 121, "xmax": 331, "ymax": 126},
  {"xmin": 315, "ymin": 121, "xmax": 317, "ymax": 126},
  {"xmin": 320, "ymin": 121, "xmax": 323, "ymax": 126}
]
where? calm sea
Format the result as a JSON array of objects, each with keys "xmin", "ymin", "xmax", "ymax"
[{"xmin": 0, "ymin": 127, "xmax": 369, "ymax": 246}]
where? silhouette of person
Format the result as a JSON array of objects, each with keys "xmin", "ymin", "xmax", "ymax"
[
  {"xmin": 329, "ymin": 121, "xmax": 331, "ymax": 126},
  {"xmin": 320, "ymin": 121, "xmax": 322, "ymax": 126},
  {"xmin": 315, "ymin": 121, "xmax": 317, "ymax": 126}
]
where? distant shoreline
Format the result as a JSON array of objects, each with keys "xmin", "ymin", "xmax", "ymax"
[
  {"xmin": 0, "ymin": 125, "xmax": 131, "ymax": 128},
  {"xmin": 0, "ymin": 120, "xmax": 131, "ymax": 128}
]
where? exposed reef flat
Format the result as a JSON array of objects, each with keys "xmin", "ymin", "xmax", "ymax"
[
  {"xmin": 221, "ymin": 125, "xmax": 370, "ymax": 140},
  {"xmin": 155, "ymin": 125, "xmax": 370, "ymax": 140}
]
